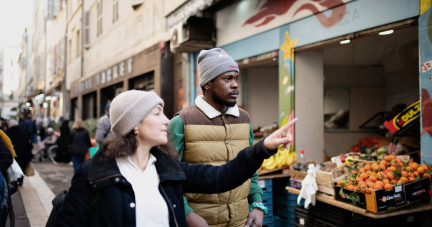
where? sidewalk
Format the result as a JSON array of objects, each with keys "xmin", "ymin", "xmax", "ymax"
[
  {"xmin": 19, "ymin": 170, "xmax": 55, "ymax": 227},
  {"xmin": 17, "ymin": 161, "xmax": 74, "ymax": 227}
]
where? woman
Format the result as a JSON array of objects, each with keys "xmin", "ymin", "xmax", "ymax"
[
  {"xmin": 5, "ymin": 120, "xmax": 33, "ymax": 171},
  {"xmin": 55, "ymin": 120, "xmax": 71, "ymax": 163},
  {"xmin": 55, "ymin": 90, "xmax": 297, "ymax": 227},
  {"xmin": 66, "ymin": 119, "xmax": 91, "ymax": 172}
]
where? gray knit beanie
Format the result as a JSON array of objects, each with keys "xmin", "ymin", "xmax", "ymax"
[
  {"xmin": 198, "ymin": 48, "xmax": 239, "ymax": 88},
  {"xmin": 110, "ymin": 90, "xmax": 164, "ymax": 136}
]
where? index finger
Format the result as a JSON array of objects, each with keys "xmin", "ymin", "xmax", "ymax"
[{"xmin": 280, "ymin": 118, "xmax": 298, "ymax": 131}]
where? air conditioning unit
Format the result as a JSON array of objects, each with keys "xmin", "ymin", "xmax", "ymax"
[{"xmin": 170, "ymin": 17, "xmax": 215, "ymax": 53}]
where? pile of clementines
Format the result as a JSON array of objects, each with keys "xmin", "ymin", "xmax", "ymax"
[{"xmin": 337, "ymin": 155, "xmax": 431, "ymax": 194}]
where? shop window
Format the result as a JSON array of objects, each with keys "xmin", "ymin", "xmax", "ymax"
[
  {"xmin": 129, "ymin": 72, "xmax": 154, "ymax": 91},
  {"xmin": 82, "ymin": 92, "xmax": 97, "ymax": 120},
  {"xmin": 324, "ymin": 88, "xmax": 350, "ymax": 130},
  {"xmin": 100, "ymin": 82, "xmax": 123, "ymax": 116}
]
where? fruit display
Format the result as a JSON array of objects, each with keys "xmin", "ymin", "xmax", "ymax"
[
  {"xmin": 349, "ymin": 136, "xmax": 382, "ymax": 154},
  {"xmin": 336, "ymin": 155, "xmax": 432, "ymax": 194},
  {"xmin": 259, "ymin": 148, "xmax": 297, "ymax": 171}
]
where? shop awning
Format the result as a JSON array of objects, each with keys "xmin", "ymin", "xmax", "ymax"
[{"xmin": 166, "ymin": 0, "xmax": 217, "ymax": 30}]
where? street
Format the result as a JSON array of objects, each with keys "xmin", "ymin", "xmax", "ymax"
[{"xmin": 12, "ymin": 160, "xmax": 74, "ymax": 227}]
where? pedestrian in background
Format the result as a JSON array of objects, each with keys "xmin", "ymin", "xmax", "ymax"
[
  {"xmin": 66, "ymin": 119, "xmax": 91, "ymax": 172},
  {"xmin": 54, "ymin": 120, "xmax": 71, "ymax": 163},
  {"xmin": 54, "ymin": 90, "xmax": 296, "ymax": 227},
  {"xmin": 24, "ymin": 117, "xmax": 37, "ymax": 143},
  {"xmin": 5, "ymin": 120, "xmax": 33, "ymax": 172},
  {"xmin": 95, "ymin": 102, "xmax": 116, "ymax": 145}
]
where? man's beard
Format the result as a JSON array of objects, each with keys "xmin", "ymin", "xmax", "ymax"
[{"xmin": 211, "ymin": 90, "xmax": 237, "ymax": 107}]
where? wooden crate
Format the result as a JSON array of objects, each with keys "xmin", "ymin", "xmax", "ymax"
[
  {"xmin": 289, "ymin": 161, "xmax": 317, "ymax": 180},
  {"xmin": 316, "ymin": 170, "xmax": 335, "ymax": 188}
]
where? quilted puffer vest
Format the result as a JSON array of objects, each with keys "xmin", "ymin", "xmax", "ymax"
[{"xmin": 177, "ymin": 105, "xmax": 251, "ymax": 227}]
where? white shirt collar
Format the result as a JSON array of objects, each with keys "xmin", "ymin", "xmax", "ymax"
[
  {"xmin": 124, "ymin": 154, "xmax": 157, "ymax": 172},
  {"xmin": 195, "ymin": 95, "xmax": 239, "ymax": 119}
]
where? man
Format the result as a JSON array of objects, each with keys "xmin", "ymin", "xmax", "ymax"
[
  {"xmin": 95, "ymin": 103, "xmax": 116, "ymax": 145},
  {"xmin": 168, "ymin": 48, "xmax": 265, "ymax": 227}
]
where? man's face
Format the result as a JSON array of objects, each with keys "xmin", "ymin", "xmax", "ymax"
[{"xmin": 207, "ymin": 71, "xmax": 239, "ymax": 107}]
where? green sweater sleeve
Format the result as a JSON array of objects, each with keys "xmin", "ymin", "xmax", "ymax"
[
  {"xmin": 247, "ymin": 123, "xmax": 263, "ymax": 204},
  {"xmin": 168, "ymin": 115, "xmax": 194, "ymax": 216}
]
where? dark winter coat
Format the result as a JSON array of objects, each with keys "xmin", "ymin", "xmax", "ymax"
[
  {"xmin": 5, "ymin": 127, "xmax": 33, "ymax": 166},
  {"xmin": 0, "ymin": 139, "xmax": 12, "ymax": 179},
  {"xmin": 54, "ymin": 140, "xmax": 274, "ymax": 227},
  {"xmin": 66, "ymin": 128, "xmax": 91, "ymax": 156}
]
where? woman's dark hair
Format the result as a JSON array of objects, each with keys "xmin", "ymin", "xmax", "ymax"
[{"xmin": 102, "ymin": 130, "xmax": 178, "ymax": 160}]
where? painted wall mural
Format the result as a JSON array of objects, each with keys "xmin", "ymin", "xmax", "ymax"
[
  {"xmin": 420, "ymin": 0, "xmax": 432, "ymax": 163},
  {"xmin": 216, "ymin": 0, "xmax": 352, "ymax": 47},
  {"xmin": 279, "ymin": 31, "xmax": 298, "ymax": 145},
  {"xmin": 243, "ymin": 0, "xmax": 347, "ymax": 28}
]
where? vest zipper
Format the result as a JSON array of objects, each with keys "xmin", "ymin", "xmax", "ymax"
[{"xmin": 159, "ymin": 184, "xmax": 179, "ymax": 227}]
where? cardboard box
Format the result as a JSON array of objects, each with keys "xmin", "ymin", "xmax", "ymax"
[
  {"xmin": 365, "ymin": 184, "xmax": 405, "ymax": 213},
  {"xmin": 404, "ymin": 177, "xmax": 431, "ymax": 205},
  {"xmin": 335, "ymin": 187, "xmax": 367, "ymax": 209},
  {"xmin": 335, "ymin": 178, "xmax": 431, "ymax": 213}
]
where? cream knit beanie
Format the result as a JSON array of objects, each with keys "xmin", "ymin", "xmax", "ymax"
[{"xmin": 110, "ymin": 90, "xmax": 164, "ymax": 136}]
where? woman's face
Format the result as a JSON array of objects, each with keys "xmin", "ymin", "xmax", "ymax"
[{"xmin": 135, "ymin": 105, "xmax": 170, "ymax": 147}]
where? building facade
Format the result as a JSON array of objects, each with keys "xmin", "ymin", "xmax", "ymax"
[{"xmin": 68, "ymin": 0, "xmax": 170, "ymax": 120}]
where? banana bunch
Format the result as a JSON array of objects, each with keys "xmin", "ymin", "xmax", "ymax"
[{"xmin": 259, "ymin": 149, "xmax": 298, "ymax": 171}]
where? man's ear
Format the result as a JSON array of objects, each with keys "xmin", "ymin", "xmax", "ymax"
[{"xmin": 204, "ymin": 83, "xmax": 211, "ymax": 90}]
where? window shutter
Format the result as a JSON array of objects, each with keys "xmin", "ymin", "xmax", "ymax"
[
  {"xmin": 53, "ymin": 0, "xmax": 61, "ymax": 17},
  {"xmin": 84, "ymin": 11, "xmax": 90, "ymax": 48}
]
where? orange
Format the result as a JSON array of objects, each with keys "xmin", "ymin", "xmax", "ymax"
[
  {"xmin": 373, "ymin": 165, "xmax": 380, "ymax": 171},
  {"xmin": 391, "ymin": 179, "xmax": 397, "ymax": 184},
  {"xmin": 347, "ymin": 185, "xmax": 355, "ymax": 191},
  {"xmin": 387, "ymin": 166, "xmax": 397, "ymax": 172},
  {"xmin": 369, "ymin": 172, "xmax": 377, "ymax": 177},
  {"xmin": 401, "ymin": 171, "xmax": 408, "ymax": 177},
  {"xmin": 360, "ymin": 173, "xmax": 368, "ymax": 180},
  {"xmin": 367, "ymin": 181, "xmax": 375, "ymax": 188},
  {"xmin": 397, "ymin": 180, "xmax": 404, "ymax": 185},
  {"xmin": 379, "ymin": 164, "xmax": 387, "ymax": 171},
  {"xmin": 423, "ymin": 173, "xmax": 431, "ymax": 178},
  {"xmin": 352, "ymin": 170, "xmax": 359, "ymax": 174},
  {"xmin": 356, "ymin": 177, "xmax": 364, "ymax": 183},
  {"xmin": 410, "ymin": 162, "xmax": 419, "ymax": 171},
  {"xmin": 366, "ymin": 170, "xmax": 372, "ymax": 174},
  {"xmin": 361, "ymin": 187, "xmax": 367, "ymax": 193},
  {"xmin": 406, "ymin": 167, "xmax": 413, "ymax": 172},
  {"xmin": 359, "ymin": 168, "xmax": 365, "ymax": 173},
  {"xmin": 421, "ymin": 164, "xmax": 428, "ymax": 171},
  {"xmin": 387, "ymin": 172, "xmax": 395, "ymax": 180},
  {"xmin": 383, "ymin": 179, "xmax": 390, "ymax": 184},
  {"xmin": 388, "ymin": 155, "xmax": 396, "ymax": 161},
  {"xmin": 377, "ymin": 172, "xmax": 386, "ymax": 180},
  {"xmin": 384, "ymin": 183, "xmax": 394, "ymax": 190},
  {"xmin": 375, "ymin": 181, "xmax": 384, "ymax": 186},
  {"xmin": 364, "ymin": 161, "xmax": 371, "ymax": 166},
  {"xmin": 417, "ymin": 167, "xmax": 425, "ymax": 174},
  {"xmin": 354, "ymin": 186, "xmax": 360, "ymax": 192},
  {"xmin": 409, "ymin": 177, "xmax": 416, "ymax": 182},
  {"xmin": 369, "ymin": 176, "xmax": 377, "ymax": 182},
  {"xmin": 380, "ymin": 160, "xmax": 388, "ymax": 166},
  {"xmin": 400, "ymin": 177, "xmax": 408, "ymax": 183},
  {"xmin": 364, "ymin": 165, "xmax": 372, "ymax": 171},
  {"xmin": 413, "ymin": 171, "xmax": 420, "ymax": 177},
  {"xmin": 374, "ymin": 184, "xmax": 383, "ymax": 190},
  {"xmin": 337, "ymin": 180, "xmax": 343, "ymax": 186}
]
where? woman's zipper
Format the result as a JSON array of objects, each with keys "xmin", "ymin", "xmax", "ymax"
[{"xmin": 159, "ymin": 184, "xmax": 179, "ymax": 227}]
